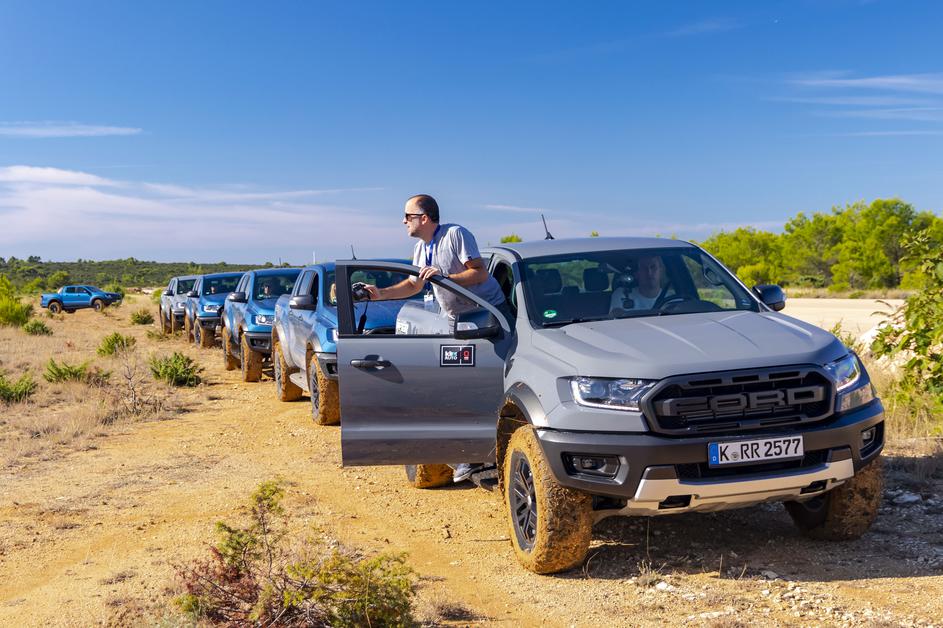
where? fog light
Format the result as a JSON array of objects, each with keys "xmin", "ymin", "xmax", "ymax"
[
  {"xmin": 563, "ymin": 454, "xmax": 621, "ymax": 478},
  {"xmin": 861, "ymin": 426, "xmax": 877, "ymax": 446}
]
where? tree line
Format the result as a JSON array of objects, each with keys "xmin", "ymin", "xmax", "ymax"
[
  {"xmin": 697, "ymin": 198, "xmax": 943, "ymax": 290},
  {"xmin": 0, "ymin": 257, "xmax": 275, "ymax": 293}
]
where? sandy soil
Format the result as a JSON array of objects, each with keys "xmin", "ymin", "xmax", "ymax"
[
  {"xmin": 785, "ymin": 298, "xmax": 903, "ymax": 336},
  {"xmin": 1, "ymin": 297, "xmax": 941, "ymax": 627}
]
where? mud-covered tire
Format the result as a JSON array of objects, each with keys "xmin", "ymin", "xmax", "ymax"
[
  {"xmin": 160, "ymin": 308, "xmax": 171, "ymax": 334},
  {"xmin": 48, "ymin": 301, "xmax": 62, "ymax": 314},
  {"xmin": 184, "ymin": 316, "xmax": 194, "ymax": 343},
  {"xmin": 274, "ymin": 341, "xmax": 303, "ymax": 402},
  {"xmin": 308, "ymin": 354, "xmax": 340, "ymax": 425},
  {"xmin": 504, "ymin": 426, "xmax": 593, "ymax": 574},
  {"xmin": 404, "ymin": 464, "xmax": 454, "ymax": 489},
  {"xmin": 785, "ymin": 456, "xmax": 884, "ymax": 540},
  {"xmin": 91, "ymin": 298, "xmax": 104, "ymax": 312},
  {"xmin": 240, "ymin": 333, "xmax": 263, "ymax": 382},
  {"xmin": 170, "ymin": 313, "xmax": 179, "ymax": 334},
  {"xmin": 221, "ymin": 326, "xmax": 238, "ymax": 371},
  {"xmin": 196, "ymin": 320, "xmax": 214, "ymax": 348}
]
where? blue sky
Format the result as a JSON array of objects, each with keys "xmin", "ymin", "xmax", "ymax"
[{"xmin": 1, "ymin": 0, "xmax": 942, "ymax": 263}]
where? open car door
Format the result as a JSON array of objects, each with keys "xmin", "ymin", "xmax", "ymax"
[{"xmin": 335, "ymin": 261, "xmax": 512, "ymax": 465}]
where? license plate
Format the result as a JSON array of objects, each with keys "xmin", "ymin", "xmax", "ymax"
[{"xmin": 708, "ymin": 436, "xmax": 804, "ymax": 467}]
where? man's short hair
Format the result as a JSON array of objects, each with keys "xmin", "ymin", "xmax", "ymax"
[{"xmin": 407, "ymin": 194, "xmax": 439, "ymax": 222}]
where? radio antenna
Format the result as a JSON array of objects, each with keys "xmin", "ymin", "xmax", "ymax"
[
  {"xmin": 541, "ymin": 214, "xmax": 555, "ymax": 240},
  {"xmin": 350, "ymin": 245, "xmax": 357, "ymax": 260}
]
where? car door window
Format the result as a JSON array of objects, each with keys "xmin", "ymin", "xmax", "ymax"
[
  {"xmin": 490, "ymin": 260, "xmax": 517, "ymax": 315},
  {"xmin": 341, "ymin": 268, "xmax": 478, "ymax": 337}
]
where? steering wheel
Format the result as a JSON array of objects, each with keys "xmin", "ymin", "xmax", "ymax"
[{"xmin": 653, "ymin": 293, "xmax": 690, "ymax": 311}]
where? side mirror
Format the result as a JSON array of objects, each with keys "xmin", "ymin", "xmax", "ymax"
[
  {"xmin": 753, "ymin": 284, "xmax": 786, "ymax": 311},
  {"xmin": 163, "ymin": 289, "xmax": 173, "ymax": 296},
  {"xmin": 289, "ymin": 294, "xmax": 317, "ymax": 311},
  {"xmin": 228, "ymin": 291, "xmax": 248, "ymax": 303},
  {"xmin": 454, "ymin": 307, "xmax": 501, "ymax": 340},
  {"xmin": 186, "ymin": 290, "xmax": 199, "ymax": 298}
]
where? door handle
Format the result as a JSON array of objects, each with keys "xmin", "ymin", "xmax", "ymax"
[{"xmin": 350, "ymin": 358, "xmax": 392, "ymax": 369}]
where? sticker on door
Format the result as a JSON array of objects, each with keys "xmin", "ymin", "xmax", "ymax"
[{"xmin": 440, "ymin": 345, "xmax": 475, "ymax": 367}]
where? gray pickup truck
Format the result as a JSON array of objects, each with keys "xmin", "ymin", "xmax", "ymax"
[
  {"xmin": 158, "ymin": 275, "xmax": 198, "ymax": 333},
  {"xmin": 332, "ymin": 237, "xmax": 885, "ymax": 574}
]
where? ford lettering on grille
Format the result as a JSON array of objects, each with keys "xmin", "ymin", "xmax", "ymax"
[{"xmin": 655, "ymin": 385, "xmax": 827, "ymax": 418}]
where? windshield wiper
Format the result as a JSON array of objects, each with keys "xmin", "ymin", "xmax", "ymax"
[{"xmin": 542, "ymin": 316, "xmax": 610, "ymax": 327}]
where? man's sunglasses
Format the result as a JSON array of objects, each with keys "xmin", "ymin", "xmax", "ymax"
[{"xmin": 404, "ymin": 213, "xmax": 425, "ymax": 221}]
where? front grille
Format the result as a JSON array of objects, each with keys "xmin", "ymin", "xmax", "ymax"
[
  {"xmin": 676, "ymin": 449, "xmax": 829, "ymax": 480},
  {"xmin": 643, "ymin": 366, "xmax": 834, "ymax": 436}
]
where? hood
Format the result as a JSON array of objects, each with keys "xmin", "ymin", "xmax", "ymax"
[
  {"xmin": 531, "ymin": 310, "xmax": 848, "ymax": 379},
  {"xmin": 201, "ymin": 293, "xmax": 229, "ymax": 305},
  {"xmin": 361, "ymin": 301, "xmax": 406, "ymax": 330},
  {"xmin": 250, "ymin": 296, "xmax": 280, "ymax": 314}
]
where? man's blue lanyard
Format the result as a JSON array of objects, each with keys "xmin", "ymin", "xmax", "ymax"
[{"xmin": 424, "ymin": 225, "xmax": 441, "ymax": 267}]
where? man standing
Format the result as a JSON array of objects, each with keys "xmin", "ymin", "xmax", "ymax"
[
  {"xmin": 364, "ymin": 194, "xmax": 506, "ymax": 319},
  {"xmin": 362, "ymin": 194, "xmax": 507, "ymax": 482}
]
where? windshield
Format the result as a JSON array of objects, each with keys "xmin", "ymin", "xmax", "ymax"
[
  {"xmin": 522, "ymin": 247, "xmax": 760, "ymax": 327},
  {"xmin": 202, "ymin": 276, "xmax": 240, "ymax": 295},
  {"xmin": 176, "ymin": 279, "xmax": 195, "ymax": 294},
  {"xmin": 253, "ymin": 271, "xmax": 299, "ymax": 300}
]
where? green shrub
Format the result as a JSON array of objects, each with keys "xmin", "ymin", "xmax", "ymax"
[
  {"xmin": 175, "ymin": 481, "xmax": 416, "ymax": 626},
  {"xmin": 97, "ymin": 332, "xmax": 137, "ymax": 357},
  {"xmin": 0, "ymin": 274, "xmax": 33, "ymax": 327},
  {"xmin": 22, "ymin": 319, "xmax": 52, "ymax": 336},
  {"xmin": 42, "ymin": 358, "xmax": 110, "ymax": 385},
  {"xmin": 146, "ymin": 329, "xmax": 170, "ymax": 342},
  {"xmin": 151, "ymin": 289, "xmax": 163, "ymax": 305},
  {"xmin": 872, "ymin": 229, "xmax": 943, "ymax": 397},
  {"xmin": 149, "ymin": 352, "xmax": 201, "ymax": 386},
  {"xmin": 0, "ymin": 371, "xmax": 37, "ymax": 403},
  {"xmin": 130, "ymin": 309, "xmax": 154, "ymax": 325}
]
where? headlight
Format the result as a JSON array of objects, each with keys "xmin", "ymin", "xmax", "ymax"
[
  {"xmin": 173, "ymin": 302, "xmax": 186, "ymax": 310},
  {"xmin": 824, "ymin": 353, "xmax": 861, "ymax": 391},
  {"xmin": 329, "ymin": 328, "xmax": 338, "ymax": 342},
  {"xmin": 203, "ymin": 304, "xmax": 221, "ymax": 313},
  {"xmin": 570, "ymin": 377, "xmax": 656, "ymax": 411},
  {"xmin": 254, "ymin": 314, "xmax": 274, "ymax": 326}
]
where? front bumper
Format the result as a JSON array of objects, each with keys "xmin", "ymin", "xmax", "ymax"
[
  {"xmin": 196, "ymin": 315, "xmax": 220, "ymax": 328},
  {"xmin": 244, "ymin": 331, "xmax": 272, "ymax": 355},
  {"xmin": 536, "ymin": 401, "xmax": 884, "ymax": 515},
  {"xmin": 316, "ymin": 352, "xmax": 339, "ymax": 381}
]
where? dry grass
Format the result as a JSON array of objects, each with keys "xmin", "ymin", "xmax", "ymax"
[
  {"xmin": 866, "ymin": 356, "xmax": 943, "ymax": 483},
  {"xmin": 0, "ymin": 295, "xmax": 186, "ymax": 468},
  {"xmin": 787, "ymin": 287, "xmax": 913, "ymax": 300}
]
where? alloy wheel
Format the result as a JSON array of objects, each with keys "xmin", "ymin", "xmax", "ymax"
[{"xmin": 509, "ymin": 452, "xmax": 538, "ymax": 551}]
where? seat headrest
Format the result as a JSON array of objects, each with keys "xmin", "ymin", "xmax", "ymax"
[
  {"xmin": 536, "ymin": 268, "xmax": 562, "ymax": 294},
  {"xmin": 583, "ymin": 268, "xmax": 608, "ymax": 292}
]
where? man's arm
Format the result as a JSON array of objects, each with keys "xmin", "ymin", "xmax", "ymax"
[
  {"xmin": 365, "ymin": 277, "xmax": 423, "ymax": 301},
  {"xmin": 419, "ymin": 258, "xmax": 488, "ymax": 286}
]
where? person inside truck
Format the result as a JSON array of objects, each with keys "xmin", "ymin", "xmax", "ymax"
[
  {"xmin": 360, "ymin": 193, "xmax": 509, "ymax": 483},
  {"xmin": 609, "ymin": 254, "xmax": 669, "ymax": 312}
]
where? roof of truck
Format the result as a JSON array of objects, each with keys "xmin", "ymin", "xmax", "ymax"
[{"xmin": 486, "ymin": 237, "xmax": 696, "ymax": 259}]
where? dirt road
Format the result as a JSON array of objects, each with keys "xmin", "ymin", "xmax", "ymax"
[
  {"xmin": 786, "ymin": 298, "xmax": 902, "ymax": 336},
  {"xmin": 1, "ymin": 300, "xmax": 941, "ymax": 626}
]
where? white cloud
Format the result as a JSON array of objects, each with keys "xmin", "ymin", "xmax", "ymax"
[
  {"xmin": 0, "ymin": 121, "xmax": 142, "ymax": 138},
  {"xmin": 790, "ymin": 72, "xmax": 943, "ymax": 95},
  {"xmin": 0, "ymin": 165, "xmax": 118, "ymax": 186},
  {"xmin": 666, "ymin": 18, "xmax": 741, "ymax": 37},
  {"xmin": 817, "ymin": 107, "xmax": 943, "ymax": 122},
  {"xmin": 0, "ymin": 165, "xmax": 392, "ymax": 263}
]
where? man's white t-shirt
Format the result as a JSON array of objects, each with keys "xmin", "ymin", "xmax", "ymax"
[
  {"xmin": 610, "ymin": 287, "xmax": 661, "ymax": 311},
  {"xmin": 411, "ymin": 223, "xmax": 505, "ymax": 318}
]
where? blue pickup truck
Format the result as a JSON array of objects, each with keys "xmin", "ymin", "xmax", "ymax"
[
  {"xmin": 40, "ymin": 285, "xmax": 122, "ymax": 314},
  {"xmin": 221, "ymin": 267, "xmax": 301, "ymax": 382},
  {"xmin": 183, "ymin": 272, "xmax": 244, "ymax": 348},
  {"xmin": 272, "ymin": 262, "xmax": 406, "ymax": 425}
]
